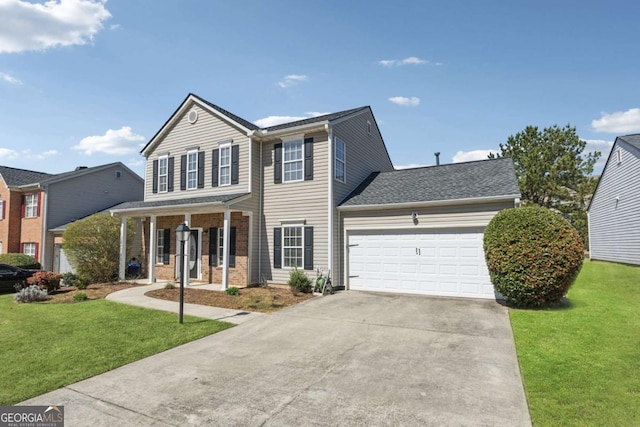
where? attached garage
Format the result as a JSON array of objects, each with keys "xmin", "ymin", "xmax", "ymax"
[
  {"xmin": 338, "ymin": 158, "xmax": 521, "ymax": 300},
  {"xmin": 348, "ymin": 227, "xmax": 493, "ymax": 298}
]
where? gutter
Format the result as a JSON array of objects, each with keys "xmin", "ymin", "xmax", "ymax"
[
  {"xmin": 252, "ymin": 122, "xmax": 328, "ymax": 140},
  {"xmin": 337, "ymin": 194, "xmax": 522, "ymax": 212}
]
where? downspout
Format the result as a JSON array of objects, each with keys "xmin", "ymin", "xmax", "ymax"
[
  {"xmin": 39, "ymin": 186, "xmax": 48, "ymax": 269},
  {"xmin": 258, "ymin": 138, "xmax": 263, "ymax": 282},
  {"xmin": 326, "ymin": 124, "xmax": 333, "ymax": 276},
  {"xmin": 587, "ymin": 211, "xmax": 592, "ymax": 260}
]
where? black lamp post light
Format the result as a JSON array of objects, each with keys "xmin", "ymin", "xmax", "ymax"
[{"xmin": 175, "ymin": 222, "xmax": 191, "ymax": 324}]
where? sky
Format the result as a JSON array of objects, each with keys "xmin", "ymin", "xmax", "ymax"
[{"xmin": 1, "ymin": 0, "xmax": 639, "ymax": 178}]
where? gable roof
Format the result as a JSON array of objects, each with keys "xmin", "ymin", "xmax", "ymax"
[
  {"xmin": 262, "ymin": 107, "xmax": 369, "ymax": 132},
  {"xmin": 339, "ymin": 158, "xmax": 520, "ymax": 209},
  {"xmin": 0, "ymin": 166, "xmax": 53, "ymax": 187},
  {"xmin": 618, "ymin": 134, "xmax": 640, "ymax": 152}
]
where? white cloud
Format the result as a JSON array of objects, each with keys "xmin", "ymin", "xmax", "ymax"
[
  {"xmin": 31, "ymin": 149, "xmax": 59, "ymax": 159},
  {"xmin": 591, "ymin": 108, "xmax": 640, "ymax": 133},
  {"xmin": 73, "ymin": 126, "xmax": 145, "ymax": 155},
  {"xmin": 0, "ymin": 0, "xmax": 112, "ymax": 54},
  {"xmin": 277, "ymin": 74, "xmax": 308, "ymax": 88},
  {"xmin": 254, "ymin": 111, "xmax": 330, "ymax": 128},
  {"xmin": 584, "ymin": 139, "xmax": 614, "ymax": 174},
  {"xmin": 0, "ymin": 148, "xmax": 19, "ymax": 159},
  {"xmin": 395, "ymin": 163, "xmax": 429, "ymax": 169},
  {"xmin": 452, "ymin": 149, "xmax": 497, "ymax": 163},
  {"xmin": 109, "ymin": 23, "xmax": 120, "ymax": 30},
  {"xmin": 388, "ymin": 96, "xmax": 420, "ymax": 106},
  {"xmin": 379, "ymin": 56, "xmax": 429, "ymax": 67},
  {"xmin": 0, "ymin": 72, "xmax": 22, "ymax": 84}
]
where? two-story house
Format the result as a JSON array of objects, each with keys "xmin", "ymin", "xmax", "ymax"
[
  {"xmin": 0, "ymin": 163, "xmax": 143, "ymax": 272},
  {"xmin": 111, "ymin": 94, "xmax": 520, "ymax": 299}
]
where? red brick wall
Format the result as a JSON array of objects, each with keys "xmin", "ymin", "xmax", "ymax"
[{"xmin": 0, "ymin": 187, "xmax": 44, "ymax": 257}]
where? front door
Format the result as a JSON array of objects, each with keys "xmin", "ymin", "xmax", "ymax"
[{"xmin": 189, "ymin": 230, "xmax": 198, "ymax": 279}]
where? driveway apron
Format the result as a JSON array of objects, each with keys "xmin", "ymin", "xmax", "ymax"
[{"xmin": 23, "ymin": 292, "xmax": 531, "ymax": 426}]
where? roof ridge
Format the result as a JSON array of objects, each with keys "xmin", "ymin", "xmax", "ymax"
[
  {"xmin": 261, "ymin": 105, "xmax": 370, "ymax": 132},
  {"xmin": 390, "ymin": 157, "xmax": 511, "ymax": 173}
]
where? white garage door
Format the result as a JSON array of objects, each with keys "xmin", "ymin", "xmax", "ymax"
[{"xmin": 347, "ymin": 228, "xmax": 494, "ymax": 299}]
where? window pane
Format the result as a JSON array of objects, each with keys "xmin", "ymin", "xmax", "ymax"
[
  {"xmin": 156, "ymin": 230, "xmax": 164, "ymax": 264},
  {"xmin": 220, "ymin": 146, "xmax": 230, "ymax": 166},
  {"xmin": 220, "ymin": 166, "xmax": 230, "ymax": 186},
  {"xmin": 335, "ymin": 160, "xmax": 344, "ymax": 181}
]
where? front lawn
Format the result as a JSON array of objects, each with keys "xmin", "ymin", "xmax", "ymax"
[
  {"xmin": 510, "ymin": 260, "xmax": 640, "ymax": 426},
  {"xmin": 0, "ymin": 296, "xmax": 233, "ymax": 405}
]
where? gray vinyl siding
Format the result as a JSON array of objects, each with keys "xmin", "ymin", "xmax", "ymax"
[
  {"xmin": 330, "ymin": 110, "xmax": 394, "ymax": 285},
  {"xmin": 260, "ymin": 130, "xmax": 329, "ymax": 284},
  {"xmin": 46, "ymin": 165, "xmax": 143, "ymax": 229},
  {"xmin": 588, "ymin": 141, "xmax": 640, "ymax": 265},
  {"xmin": 144, "ymin": 102, "xmax": 251, "ymax": 201},
  {"xmin": 340, "ymin": 201, "xmax": 514, "ymax": 286}
]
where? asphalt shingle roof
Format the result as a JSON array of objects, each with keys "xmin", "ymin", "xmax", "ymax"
[
  {"xmin": 340, "ymin": 158, "xmax": 520, "ymax": 207},
  {"xmin": 111, "ymin": 193, "xmax": 249, "ymax": 211},
  {"xmin": 191, "ymin": 93, "xmax": 259, "ymax": 131},
  {"xmin": 0, "ymin": 166, "xmax": 53, "ymax": 186},
  {"xmin": 619, "ymin": 134, "xmax": 640, "ymax": 152},
  {"xmin": 261, "ymin": 107, "xmax": 369, "ymax": 132}
]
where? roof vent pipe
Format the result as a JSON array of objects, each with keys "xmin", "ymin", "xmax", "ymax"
[
  {"xmin": 75, "ymin": 166, "xmax": 88, "ymax": 171},
  {"xmin": 434, "ymin": 152, "xmax": 440, "ymax": 166}
]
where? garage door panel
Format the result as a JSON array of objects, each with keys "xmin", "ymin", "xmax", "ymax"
[{"xmin": 348, "ymin": 228, "xmax": 494, "ymax": 299}]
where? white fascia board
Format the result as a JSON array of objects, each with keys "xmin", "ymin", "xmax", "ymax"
[
  {"xmin": 256, "ymin": 122, "xmax": 328, "ymax": 140},
  {"xmin": 337, "ymin": 194, "xmax": 522, "ymax": 212},
  {"xmin": 110, "ymin": 201, "xmax": 227, "ymax": 216}
]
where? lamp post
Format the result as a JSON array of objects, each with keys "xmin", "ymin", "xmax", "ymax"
[{"xmin": 175, "ymin": 223, "xmax": 191, "ymax": 324}]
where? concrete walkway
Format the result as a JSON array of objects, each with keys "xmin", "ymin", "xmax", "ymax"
[{"xmin": 106, "ymin": 282, "xmax": 263, "ymax": 325}]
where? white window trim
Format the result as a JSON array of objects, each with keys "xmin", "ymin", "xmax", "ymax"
[
  {"xmin": 23, "ymin": 242, "xmax": 36, "ymax": 258},
  {"xmin": 156, "ymin": 229, "xmax": 165, "ymax": 264},
  {"xmin": 282, "ymin": 133, "xmax": 305, "ymax": 183},
  {"xmin": 217, "ymin": 228, "xmax": 225, "ymax": 266},
  {"xmin": 25, "ymin": 194, "xmax": 38, "ymax": 218},
  {"xmin": 158, "ymin": 155, "xmax": 168, "ymax": 193},
  {"xmin": 616, "ymin": 148, "xmax": 622, "ymax": 164},
  {"xmin": 367, "ymin": 120, "xmax": 372, "ymax": 135},
  {"xmin": 186, "ymin": 149, "xmax": 198, "ymax": 190},
  {"xmin": 282, "ymin": 225, "xmax": 304, "ymax": 269},
  {"xmin": 0, "ymin": 199, "xmax": 4, "ymax": 220},
  {"xmin": 219, "ymin": 143, "xmax": 231, "ymax": 187},
  {"xmin": 335, "ymin": 138, "xmax": 346, "ymax": 183}
]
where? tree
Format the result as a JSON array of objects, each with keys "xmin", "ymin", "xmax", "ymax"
[
  {"xmin": 63, "ymin": 213, "xmax": 134, "ymax": 283},
  {"xmin": 489, "ymin": 125, "xmax": 601, "ymax": 244}
]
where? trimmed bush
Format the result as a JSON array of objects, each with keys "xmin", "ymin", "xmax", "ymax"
[
  {"xmin": 164, "ymin": 283, "xmax": 176, "ymax": 290},
  {"xmin": 0, "ymin": 253, "xmax": 41, "ymax": 269},
  {"xmin": 225, "ymin": 286, "xmax": 240, "ymax": 295},
  {"xmin": 483, "ymin": 206, "xmax": 584, "ymax": 307},
  {"xmin": 27, "ymin": 271, "xmax": 62, "ymax": 293},
  {"xmin": 287, "ymin": 268, "xmax": 312, "ymax": 294},
  {"xmin": 73, "ymin": 292, "xmax": 88, "ymax": 301},
  {"xmin": 15, "ymin": 285, "xmax": 48, "ymax": 303},
  {"xmin": 62, "ymin": 272, "xmax": 89, "ymax": 289}
]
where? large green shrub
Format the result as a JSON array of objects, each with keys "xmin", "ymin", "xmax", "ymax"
[
  {"xmin": 0, "ymin": 253, "xmax": 41, "ymax": 269},
  {"xmin": 287, "ymin": 268, "xmax": 312, "ymax": 294},
  {"xmin": 483, "ymin": 206, "xmax": 584, "ymax": 307}
]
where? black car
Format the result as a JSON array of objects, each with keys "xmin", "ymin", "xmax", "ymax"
[{"xmin": 0, "ymin": 264, "xmax": 38, "ymax": 293}]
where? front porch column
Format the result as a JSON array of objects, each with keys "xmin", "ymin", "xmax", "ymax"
[
  {"xmin": 118, "ymin": 216, "xmax": 127, "ymax": 280},
  {"xmin": 148, "ymin": 215, "xmax": 156, "ymax": 284},
  {"xmin": 222, "ymin": 209, "xmax": 231, "ymax": 290},
  {"xmin": 181, "ymin": 214, "xmax": 191, "ymax": 284}
]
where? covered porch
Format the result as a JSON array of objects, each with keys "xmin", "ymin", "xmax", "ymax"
[{"xmin": 110, "ymin": 194, "xmax": 252, "ymax": 290}]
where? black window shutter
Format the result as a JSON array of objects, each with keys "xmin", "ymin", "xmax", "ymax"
[
  {"xmin": 152, "ymin": 160, "xmax": 158, "ymax": 193},
  {"xmin": 274, "ymin": 143, "xmax": 282, "ymax": 184},
  {"xmin": 304, "ymin": 226, "xmax": 313, "ymax": 270},
  {"xmin": 180, "ymin": 155, "xmax": 187, "ymax": 190},
  {"xmin": 229, "ymin": 227, "xmax": 236, "ymax": 268},
  {"xmin": 197, "ymin": 151, "xmax": 205, "ymax": 188},
  {"xmin": 273, "ymin": 227, "xmax": 282, "ymax": 268},
  {"xmin": 304, "ymin": 137, "xmax": 314, "ymax": 181},
  {"xmin": 167, "ymin": 157, "xmax": 174, "ymax": 192},
  {"xmin": 163, "ymin": 229, "xmax": 171, "ymax": 264},
  {"xmin": 231, "ymin": 145, "xmax": 240, "ymax": 185},
  {"xmin": 209, "ymin": 227, "xmax": 217, "ymax": 266},
  {"xmin": 211, "ymin": 149, "xmax": 219, "ymax": 187}
]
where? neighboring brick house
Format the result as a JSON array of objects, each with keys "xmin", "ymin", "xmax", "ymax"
[
  {"xmin": 112, "ymin": 94, "xmax": 520, "ymax": 300},
  {"xmin": 0, "ymin": 163, "xmax": 143, "ymax": 272}
]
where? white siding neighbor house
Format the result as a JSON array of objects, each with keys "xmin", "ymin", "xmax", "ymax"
[
  {"xmin": 588, "ymin": 134, "xmax": 640, "ymax": 265},
  {"xmin": 111, "ymin": 93, "xmax": 520, "ymax": 299}
]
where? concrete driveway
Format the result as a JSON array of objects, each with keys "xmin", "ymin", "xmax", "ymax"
[{"xmin": 23, "ymin": 292, "xmax": 531, "ymax": 426}]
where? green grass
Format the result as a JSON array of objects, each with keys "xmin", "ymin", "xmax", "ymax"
[
  {"xmin": 0, "ymin": 296, "xmax": 233, "ymax": 405},
  {"xmin": 510, "ymin": 260, "xmax": 640, "ymax": 426}
]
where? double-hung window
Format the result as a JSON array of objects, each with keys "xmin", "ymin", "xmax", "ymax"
[
  {"xmin": 22, "ymin": 242, "xmax": 36, "ymax": 258},
  {"xmin": 25, "ymin": 194, "xmax": 38, "ymax": 218},
  {"xmin": 335, "ymin": 138, "xmax": 346, "ymax": 183},
  {"xmin": 283, "ymin": 140, "xmax": 303, "ymax": 182},
  {"xmin": 0, "ymin": 198, "xmax": 4, "ymax": 220},
  {"xmin": 219, "ymin": 143, "xmax": 231, "ymax": 186},
  {"xmin": 217, "ymin": 229, "xmax": 225, "ymax": 265},
  {"xmin": 156, "ymin": 229, "xmax": 165, "ymax": 264},
  {"xmin": 158, "ymin": 156, "xmax": 168, "ymax": 192},
  {"xmin": 283, "ymin": 226, "xmax": 303, "ymax": 268},
  {"xmin": 187, "ymin": 150, "xmax": 198, "ymax": 189}
]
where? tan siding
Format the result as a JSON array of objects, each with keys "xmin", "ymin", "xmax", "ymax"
[
  {"xmin": 330, "ymin": 110, "xmax": 394, "ymax": 285},
  {"xmin": 339, "ymin": 201, "xmax": 514, "ymax": 285},
  {"xmin": 589, "ymin": 141, "xmax": 640, "ymax": 265},
  {"xmin": 260, "ymin": 131, "xmax": 329, "ymax": 284},
  {"xmin": 144, "ymin": 102, "xmax": 251, "ymax": 201}
]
